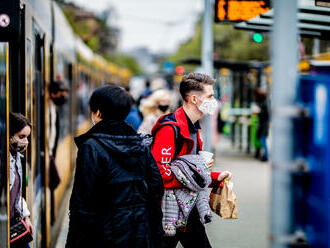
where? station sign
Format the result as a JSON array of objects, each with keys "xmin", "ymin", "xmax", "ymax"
[{"xmin": 215, "ymin": 0, "xmax": 271, "ymax": 23}]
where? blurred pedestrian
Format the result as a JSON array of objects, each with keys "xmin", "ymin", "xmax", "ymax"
[
  {"xmin": 48, "ymin": 79, "xmax": 69, "ymax": 157},
  {"xmin": 138, "ymin": 89, "xmax": 171, "ymax": 135},
  {"xmin": 125, "ymin": 95, "xmax": 142, "ymax": 131},
  {"xmin": 47, "ymin": 79, "xmax": 69, "ymax": 224},
  {"xmin": 137, "ymin": 78, "xmax": 153, "ymax": 115},
  {"xmin": 151, "ymin": 73, "xmax": 232, "ymax": 248},
  {"xmin": 66, "ymin": 85, "xmax": 164, "ymax": 248},
  {"xmin": 254, "ymin": 88, "xmax": 270, "ymax": 162},
  {"xmin": 9, "ymin": 112, "xmax": 33, "ymax": 247},
  {"xmin": 140, "ymin": 78, "xmax": 153, "ymax": 99}
]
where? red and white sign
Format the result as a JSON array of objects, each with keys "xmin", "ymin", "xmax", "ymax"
[{"xmin": 0, "ymin": 14, "xmax": 10, "ymax": 28}]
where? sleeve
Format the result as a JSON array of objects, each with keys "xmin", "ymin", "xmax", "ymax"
[
  {"xmin": 69, "ymin": 142, "xmax": 101, "ymax": 216},
  {"xmin": 209, "ymin": 172, "xmax": 221, "ymax": 188},
  {"xmin": 145, "ymin": 151, "xmax": 164, "ymax": 200},
  {"xmin": 145, "ymin": 151, "xmax": 165, "ymax": 241},
  {"xmin": 151, "ymin": 125, "xmax": 183, "ymax": 189},
  {"xmin": 20, "ymin": 197, "xmax": 30, "ymax": 218}
]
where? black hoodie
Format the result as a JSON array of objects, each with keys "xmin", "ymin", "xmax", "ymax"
[{"xmin": 66, "ymin": 120, "xmax": 164, "ymax": 248}]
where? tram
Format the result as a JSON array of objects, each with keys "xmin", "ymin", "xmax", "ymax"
[{"xmin": 0, "ymin": 0, "xmax": 130, "ymax": 247}]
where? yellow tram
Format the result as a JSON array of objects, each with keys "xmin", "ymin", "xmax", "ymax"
[{"xmin": 0, "ymin": 0, "xmax": 130, "ymax": 247}]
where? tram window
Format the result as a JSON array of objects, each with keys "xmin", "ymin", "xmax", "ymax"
[
  {"xmin": 26, "ymin": 40, "xmax": 32, "ymax": 173},
  {"xmin": 76, "ymin": 71, "xmax": 91, "ymax": 125},
  {"xmin": 0, "ymin": 42, "xmax": 9, "ymax": 247},
  {"xmin": 31, "ymin": 29, "xmax": 46, "ymax": 248},
  {"xmin": 55, "ymin": 56, "xmax": 71, "ymax": 140},
  {"xmin": 32, "ymin": 32, "xmax": 45, "ymax": 189}
]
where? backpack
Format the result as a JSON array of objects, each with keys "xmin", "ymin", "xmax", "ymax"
[{"xmin": 140, "ymin": 124, "xmax": 184, "ymax": 159}]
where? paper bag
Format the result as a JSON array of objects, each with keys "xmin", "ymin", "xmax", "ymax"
[{"xmin": 209, "ymin": 180, "xmax": 238, "ymax": 219}]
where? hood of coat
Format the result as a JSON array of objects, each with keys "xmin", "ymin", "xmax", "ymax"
[{"xmin": 74, "ymin": 119, "xmax": 147, "ymax": 156}]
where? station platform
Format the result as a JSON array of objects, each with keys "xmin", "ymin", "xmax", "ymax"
[{"xmin": 54, "ymin": 137, "xmax": 271, "ymax": 248}]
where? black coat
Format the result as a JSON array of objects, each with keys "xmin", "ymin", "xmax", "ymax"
[
  {"xmin": 66, "ymin": 120, "xmax": 164, "ymax": 248},
  {"xmin": 257, "ymin": 102, "xmax": 270, "ymax": 138}
]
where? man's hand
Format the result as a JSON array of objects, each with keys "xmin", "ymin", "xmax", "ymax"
[
  {"xmin": 207, "ymin": 159, "xmax": 214, "ymax": 170},
  {"xmin": 25, "ymin": 216, "xmax": 34, "ymax": 235},
  {"xmin": 217, "ymin": 171, "xmax": 232, "ymax": 182}
]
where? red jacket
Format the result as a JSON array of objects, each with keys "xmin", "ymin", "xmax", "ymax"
[{"xmin": 151, "ymin": 107, "xmax": 220, "ymax": 189}]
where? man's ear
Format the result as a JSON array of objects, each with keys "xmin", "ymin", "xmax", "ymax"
[
  {"xmin": 190, "ymin": 94, "xmax": 198, "ymax": 105},
  {"xmin": 96, "ymin": 110, "xmax": 102, "ymax": 118}
]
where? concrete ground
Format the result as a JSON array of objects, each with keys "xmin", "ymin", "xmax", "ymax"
[
  {"xmin": 204, "ymin": 138, "xmax": 271, "ymax": 248},
  {"xmin": 54, "ymin": 138, "xmax": 271, "ymax": 248}
]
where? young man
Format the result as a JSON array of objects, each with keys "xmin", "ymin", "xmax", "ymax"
[{"xmin": 151, "ymin": 72, "xmax": 232, "ymax": 248}]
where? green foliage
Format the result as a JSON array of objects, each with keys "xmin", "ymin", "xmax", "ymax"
[
  {"xmin": 58, "ymin": 2, "xmax": 142, "ymax": 75},
  {"xmin": 86, "ymin": 36, "xmax": 100, "ymax": 52},
  {"xmin": 169, "ymin": 21, "xmax": 270, "ymax": 66}
]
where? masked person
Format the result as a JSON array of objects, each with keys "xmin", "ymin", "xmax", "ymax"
[
  {"xmin": 138, "ymin": 89, "xmax": 171, "ymax": 135},
  {"xmin": 48, "ymin": 79, "xmax": 69, "ymax": 157},
  {"xmin": 9, "ymin": 112, "xmax": 33, "ymax": 247},
  {"xmin": 47, "ymin": 79, "xmax": 69, "ymax": 224},
  {"xmin": 151, "ymin": 73, "xmax": 232, "ymax": 248},
  {"xmin": 66, "ymin": 85, "xmax": 164, "ymax": 248}
]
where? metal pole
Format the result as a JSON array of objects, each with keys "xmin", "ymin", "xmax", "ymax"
[
  {"xmin": 202, "ymin": 0, "xmax": 214, "ymax": 152},
  {"xmin": 271, "ymin": 0, "xmax": 298, "ymax": 247},
  {"xmin": 313, "ymin": 38, "xmax": 320, "ymax": 55}
]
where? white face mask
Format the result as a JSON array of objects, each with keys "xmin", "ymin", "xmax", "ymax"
[{"xmin": 198, "ymin": 99, "xmax": 218, "ymax": 115}]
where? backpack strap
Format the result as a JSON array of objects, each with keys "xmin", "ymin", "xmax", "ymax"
[
  {"xmin": 151, "ymin": 124, "xmax": 184, "ymax": 159},
  {"xmin": 170, "ymin": 125, "xmax": 184, "ymax": 159}
]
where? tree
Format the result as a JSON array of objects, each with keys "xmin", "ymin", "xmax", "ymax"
[{"xmin": 169, "ymin": 19, "xmax": 270, "ymax": 65}]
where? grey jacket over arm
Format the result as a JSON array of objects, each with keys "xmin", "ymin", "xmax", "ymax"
[{"xmin": 162, "ymin": 155, "xmax": 212, "ymax": 236}]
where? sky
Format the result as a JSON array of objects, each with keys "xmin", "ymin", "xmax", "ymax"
[{"xmin": 70, "ymin": 0, "xmax": 204, "ymax": 54}]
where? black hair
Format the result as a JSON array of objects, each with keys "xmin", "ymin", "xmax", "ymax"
[
  {"xmin": 89, "ymin": 85, "xmax": 132, "ymax": 121},
  {"xmin": 49, "ymin": 80, "xmax": 69, "ymax": 94},
  {"xmin": 179, "ymin": 72, "xmax": 215, "ymax": 101},
  {"xmin": 9, "ymin": 112, "xmax": 32, "ymax": 138},
  {"xmin": 254, "ymin": 88, "xmax": 267, "ymax": 103},
  {"xmin": 145, "ymin": 79, "xmax": 151, "ymax": 88}
]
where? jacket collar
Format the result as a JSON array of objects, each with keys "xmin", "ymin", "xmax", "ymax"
[
  {"xmin": 75, "ymin": 119, "xmax": 137, "ymax": 146},
  {"xmin": 10, "ymin": 151, "xmax": 24, "ymax": 160},
  {"xmin": 184, "ymin": 111, "xmax": 201, "ymax": 134},
  {"xmin": 174, "ymin": 107, "xmax": 192, "ymax": 140},
  {"xmin": 152, "ymin": 107, "xmax": 201, "ymax": 141}
]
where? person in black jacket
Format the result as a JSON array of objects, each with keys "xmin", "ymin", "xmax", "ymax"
[
  {"xmin": 254, "ymin": 88, "xmax": 270, "ymax": 162},
  {"xmin": 66, "ymin": 85, "xmax": 164, "ymax": 248}
]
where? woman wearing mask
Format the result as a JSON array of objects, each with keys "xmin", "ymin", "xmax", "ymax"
[
  {"xmin": 138, "ymin": 89, "xmax": 171, "ymax": 135},
  {"xmin": 66, "ymin": 85, "xmax": 164, "ymax": 247},
  {"xmin": 9, "ymin": 112, "xmax": 33, "ymax": 247}
]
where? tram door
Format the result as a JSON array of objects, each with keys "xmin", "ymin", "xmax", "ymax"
[
  {"xmin": 0, "ymin": 43, "xmax": 9, "ymax": 247},
  {"xmin": 31, "ymin": 29, "xmax": 46, "ymax": 248}
]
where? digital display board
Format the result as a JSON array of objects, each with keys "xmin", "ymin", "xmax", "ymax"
[
  {"xmin": 315, "ymin": 0, "xmax": 330, "ymax": 8},
  {"xmin": 215, "ymin": 0, "xmax": 271, "ymax": 23}
]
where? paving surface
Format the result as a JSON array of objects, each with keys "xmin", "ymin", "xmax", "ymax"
[{"xmin": 204, "ymin": 139, "xmax": 271, "ymax": 248}]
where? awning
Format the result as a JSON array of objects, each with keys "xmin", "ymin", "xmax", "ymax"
[{"xmin": 234, "ymin": 0, "xmax": 330, "ymax": 38}]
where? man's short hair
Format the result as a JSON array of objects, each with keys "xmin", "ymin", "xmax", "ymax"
[
  {"xmin": 179, "ymin": 73, "xmax": 215, "ymax": 101},
  {"xmin": 89, "ymin": 85, "xmax": 132, "ymax": 121}
]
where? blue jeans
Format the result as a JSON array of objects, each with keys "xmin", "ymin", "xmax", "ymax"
[{"xmin": 259, "ymin": 136, "xmax": 268, "ymax": 159}]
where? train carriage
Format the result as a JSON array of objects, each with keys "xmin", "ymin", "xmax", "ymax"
[{"xmin": 0, "ymin": 0, "xmax": 129, "ymax": 247}]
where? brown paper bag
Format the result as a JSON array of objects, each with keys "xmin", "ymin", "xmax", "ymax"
[{"xmin": 209, "ymin": 180, "xmax": 238, "ymax": 219}]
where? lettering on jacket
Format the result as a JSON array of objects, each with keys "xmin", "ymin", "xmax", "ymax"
[{"xmin": 161, "ymin": 147, "xmax": 172, "ymax": 176}]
